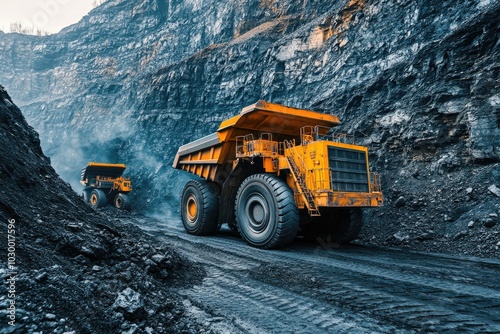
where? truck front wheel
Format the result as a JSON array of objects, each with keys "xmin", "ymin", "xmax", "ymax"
[
  {"xmin": 336, "ymin": 208, "xmax": 363, "ymax": 243},
  {"xmin": 114, "ymin": 193, "xmax": 131, "ymax": 210},
  {"xmin": 302, "ymin": 208, "xmax": 362, "ymax": 244},
  {"xmin": 180, "ymin": 180, "xmax": 219, "ymax": 235},
  {"xmin": 235, "ymin": 174, "xmax": 299, "ymax": 249}
]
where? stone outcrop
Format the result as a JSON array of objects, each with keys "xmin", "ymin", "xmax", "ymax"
[{"xmin": 0, "ymin": 0, "xmax": 499, "ymax": 256}]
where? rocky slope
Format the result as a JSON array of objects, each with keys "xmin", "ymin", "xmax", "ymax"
[
  {"xmin": 0, "ymin": 86, "xmax": 205, "ymax": 333},
  {"xmin": 0, "ymin": 0, "xmax": 499, "ymax": 257}
]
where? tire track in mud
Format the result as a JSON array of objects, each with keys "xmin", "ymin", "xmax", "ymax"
[
  {"xmin": 135, "ymin": 217, "xmax": 500, "ymax": 333},
  {"xmin": 181, "ymin": 267, "xmax": 405, "ymax": 333}
]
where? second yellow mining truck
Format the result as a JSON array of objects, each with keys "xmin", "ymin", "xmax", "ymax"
[
  {"xmin": 173, "ymin": 101, "xmax": 383, "ymax": 249},
  {"xmin": 80, "ymin": 162, "xmax": 132, "ymax": 210}
]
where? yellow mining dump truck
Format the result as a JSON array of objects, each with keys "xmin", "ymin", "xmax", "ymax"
[
  {"xmin": 80, "ymin": 162, "xmax": 132, "ymax": 210},
  {"xmin": 173, "ymin": 101, "xmax": 383, "ymax": 249}
]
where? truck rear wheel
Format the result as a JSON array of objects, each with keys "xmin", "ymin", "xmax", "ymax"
[
  {"xmin": 90, "ymin": 189, "xmax": 107, "ymax": 209},
  {"xmin": 114, "ymin": 193, "xmax": 131, "ymax": 210},
  {"xmin": 82, "ymin": 187, "xmax": 91, "ymax": 204},
  {"xmin": 180, "ymin": 180, "xmax": 219, "ymax": 235},
  {"xmin": 235, "ymin": 174, "xmax": 299, "ymax": 249}
]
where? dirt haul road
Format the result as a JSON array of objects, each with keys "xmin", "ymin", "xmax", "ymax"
[{"xmin": 133, "ymin": 216, "xmax": 500, "ymax": 333}]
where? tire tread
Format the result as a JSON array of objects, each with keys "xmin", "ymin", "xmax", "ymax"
[
  {"xmin": 235, "ymin": 174, "xmax": 299, "ymax": 249},
  {"xmin": 180, "ymin": 180, "xmax": 219, "ymax": 235}
]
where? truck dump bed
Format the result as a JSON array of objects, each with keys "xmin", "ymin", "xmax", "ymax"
[
  {"xmin": 80, "ymin": 162, "xmax": 127, "ymax": 186},
  {"xmin": 173, "ymin": 100, "xmax": 341, "ymax": 181}
]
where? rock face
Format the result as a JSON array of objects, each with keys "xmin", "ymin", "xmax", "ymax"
[
  {"xmin": 0, "ymin": 0, "xmax": 499, "ymax": 256},
  {"xmin": 0, "ymin": 85, "xmax": 76, "ymax": 224},
  {"xmin": 0, "ymin": 85, "xmax": 205, "ymax": 333}
]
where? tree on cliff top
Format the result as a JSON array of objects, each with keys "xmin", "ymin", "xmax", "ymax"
[{"xmin": 9, "ymin": 22, "xmax": 48, "ymax": 36}]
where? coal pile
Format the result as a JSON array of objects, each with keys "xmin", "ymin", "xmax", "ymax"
[
  {"xmin": 0, "ymin": 85, "xmax": 205, "ymax": 333},
  {"xmin": 360, "ymin": 162, "xmax": 500, "ymax": 258}
]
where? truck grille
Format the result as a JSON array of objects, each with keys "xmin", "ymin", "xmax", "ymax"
[{"xmin": 328, "ymin": 147, "xmax": 369, "ymax": 192}]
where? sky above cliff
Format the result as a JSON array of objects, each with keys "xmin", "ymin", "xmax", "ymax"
[{"xmin": 0, "ymin": 0, "xmax": 96, "ymax": 34}]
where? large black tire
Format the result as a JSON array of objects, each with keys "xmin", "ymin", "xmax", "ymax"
[
  {"xmin": 303, "ymin": 208, "xmax": 363, "ymax": 244},
  {"xmin": 336, "ymin": 208, "xmax": 363, "ymax": 243},
  {"xmin": 90, "ymin": 189, "xmax": 107, "ymax": 209},
  {"xmin": 235, "ymin": 174, "xmax": 299, "ymax": 249},
  {"xmin": 82, "ymin": 187, "xmax": 92, "ymax": 204},
  {"xmin": 180, "ymin": 180, "xmax": 219, "ymax": 235},
  {"xmin": 114, "ymin": 193, "xmax": 131, "ymax": 210}
]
